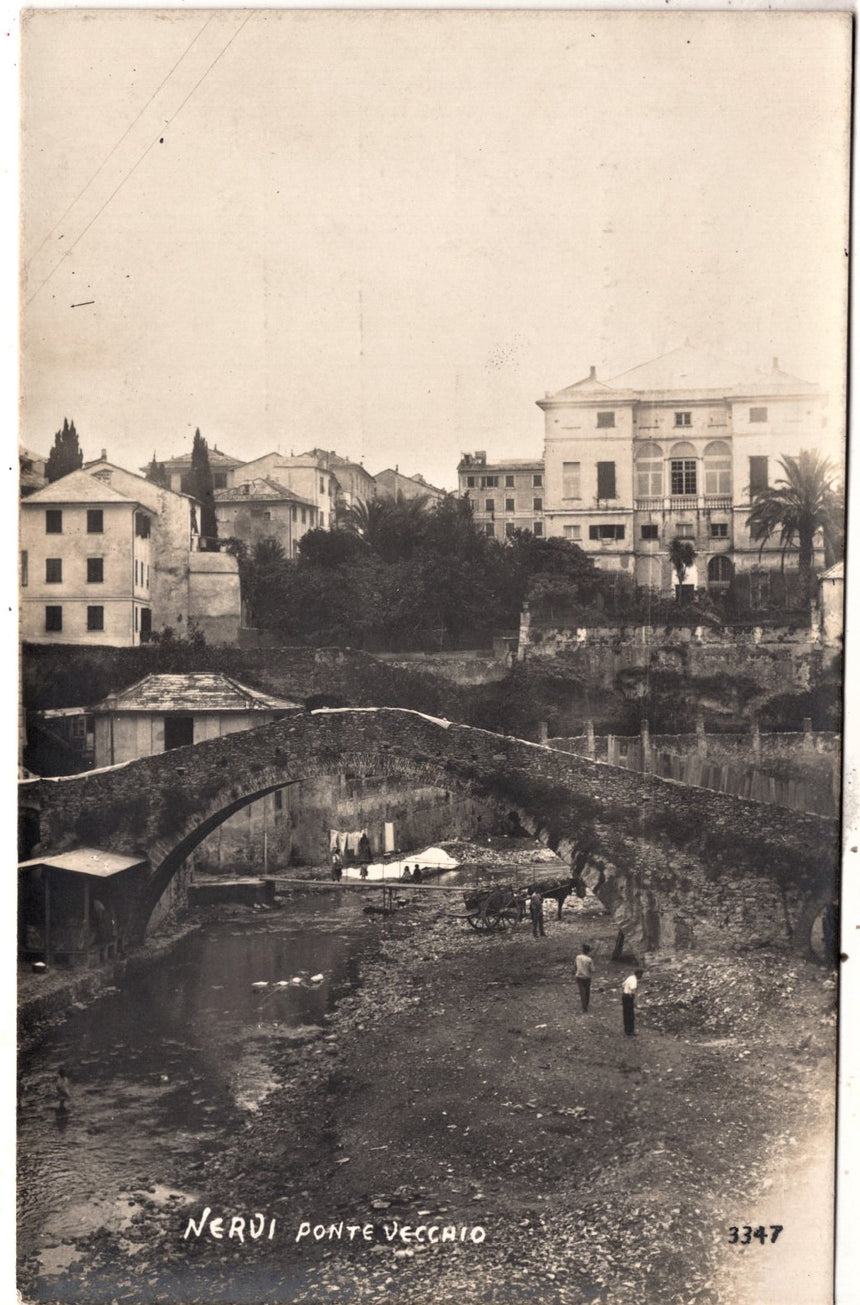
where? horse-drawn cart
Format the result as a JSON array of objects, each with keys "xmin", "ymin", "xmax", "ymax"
[
  {"xmin": 461, "ymin": 872, "xmax": 585, "ymax": 933},
  {"xmin": 462, "ymin": 883, "xmax": 525, "ymax": 932}
]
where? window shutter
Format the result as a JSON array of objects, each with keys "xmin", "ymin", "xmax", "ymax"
[{"xmin": 597, "ymin": 462, "xmax": 616, "ymax": 499}]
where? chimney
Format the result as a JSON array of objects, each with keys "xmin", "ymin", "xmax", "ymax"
[
  {"xmin": 101, "ymin": 448, "xmax": 107, "ymax": 461},
  {"xmin": 589, "ymin": 365, "xmax": 596, "ymax": 380},
  {"xmin": 772, "ymin": 357, "xmax": 779, "ymax": 372}
]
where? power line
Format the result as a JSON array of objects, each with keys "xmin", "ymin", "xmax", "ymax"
[
  {"xmin": 25, "ymin": 12, "xmax": 216, "ymax": 272},
  {"xmin": 24, "ymin": 11, "xmax": 255, "ymax": 309}
]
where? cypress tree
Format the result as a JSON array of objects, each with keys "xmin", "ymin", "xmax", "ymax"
[
  {"xmin": 190, "ymin": 428, "xmax": 218, "ymax": 548},
  {"xmin": 45, "ymin": 418, "xmax": 84, "ymax": 482},
  {"xmin": 145, "ymin": 452, "xmax": 170, "ymax": 489}
]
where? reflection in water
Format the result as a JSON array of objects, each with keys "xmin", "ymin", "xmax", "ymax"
[{"xmin": 17, "ymin": 891, "xmax": 377, "ymax": 1261}]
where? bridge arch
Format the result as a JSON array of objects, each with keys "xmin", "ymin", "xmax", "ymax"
[
  {"xmin": 142, "ymin": 748, "xmax": 483, "ymax": 936},
  {"xmin": 21, "ymin": 707, "xmax": 838, "ymax": 960}
]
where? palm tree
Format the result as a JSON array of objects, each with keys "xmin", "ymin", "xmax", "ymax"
[
  {"xmin": 746, "ymin": 450, "xmax": 843, "ymax": 602},
  {"xmin": 342, "ymin": 492, "xmax": 430, "ymax": 561},
  {"xmin": 341, "ymin": 496, "xmax": 397, "ymax": 548},
  {"xmin": 668, "ymin": 537, "xmax": 696, "ymax": 596}
]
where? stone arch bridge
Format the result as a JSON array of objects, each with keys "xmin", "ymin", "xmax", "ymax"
[{"xmin": 19, "ymin": 708, "xmax": 838, "ymax": 957}]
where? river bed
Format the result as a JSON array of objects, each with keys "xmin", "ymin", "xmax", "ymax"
[{"xmin": 17, "ymin": 888, "xmax": 386, "ymax": 1276}]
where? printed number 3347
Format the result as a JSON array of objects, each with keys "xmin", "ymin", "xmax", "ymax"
[{"xmin": 729, "ymin": 1226, "xmax": 783, "ymax": 1244}]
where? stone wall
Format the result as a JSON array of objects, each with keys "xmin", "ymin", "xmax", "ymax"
[
  {"xmin": 519, "ymin": 618, "xmax": 820, "ymax": 695},
  {"xmin": 22, "ymin": 708, "xmax": 837, "ymax": 958},
  {"xmin": 374, "ymin": 651, "xmax": 508, "ymax": 686},
  {"xmin": 191, "ymin": 775, "xmax": 498, "ymax": 873}
]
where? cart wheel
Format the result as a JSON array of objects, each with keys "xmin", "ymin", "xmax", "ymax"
[
  {"xmin": 483, "ymin": 911, "xmax": 502, "ymax": 931},
  {"xmin": 466, "ymin": 913, "xmax": 484, "ymax": 931}
]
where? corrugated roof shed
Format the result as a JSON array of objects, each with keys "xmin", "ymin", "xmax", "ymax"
[
  {"xmin": 92, "ymin": 673, "xmax": 302, "ymax": 714},
  {"xmin": 18, "ymin": 847, "xmax": 146, "ymax": 877}
]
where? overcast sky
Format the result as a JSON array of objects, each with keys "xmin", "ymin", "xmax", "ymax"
[{"xmin": 19, "ymin": 9, "xmax": 850, "ymax": 490}]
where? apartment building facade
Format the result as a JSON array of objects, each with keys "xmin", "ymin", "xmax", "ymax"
[
  {"xmin": 84, "ymin": 457, "xmax": 200, "ymax": 633},
  {"xmin": 214, "ymin": 477, "xmax": 319, "ymax": 559},
  {"xmin": 20, "ymin": 470, "xmax": 154, "ymax": 646},
  {"xmin": 238, "ymin": 452, "xmax": 339, "ymax": 530},
  {"xmin": 156, "ymin": 445, "xmax": 244, "ymax": 495},
  {"xmin": 456, "ymin": 454, "xmax": 545, "ymax": 539}
]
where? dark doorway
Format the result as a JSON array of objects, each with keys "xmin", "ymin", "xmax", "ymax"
[
  {"xmin": 140, "ymin": 608, "xmax": 152, "ymax": 641},
  {"xmin": 164, "ymin": 715, "xmax": 194, "ymax": 751}
]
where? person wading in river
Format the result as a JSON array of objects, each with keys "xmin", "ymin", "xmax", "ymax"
[{"xmin": 574, "ymin": 943, "xmax": 594, "ymax": 1012}]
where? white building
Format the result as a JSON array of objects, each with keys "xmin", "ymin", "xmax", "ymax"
[
  {"xmin": 537, "ymin": 345, "xmax": 833, "ymax": 594},
  {"xmin": 238, "ymin": 452, "xmax": 340, "ymax": 530},
  {"xmin": 20, "ymin": 470, "xmax": 154, "ymax": 646},
  {"xmin": 91, "ymin": 672, "xmax": 301, "ymax": 764},
  {"xmin": 84, "ymin": 457, "xmax": 200, "ymax": 633}
]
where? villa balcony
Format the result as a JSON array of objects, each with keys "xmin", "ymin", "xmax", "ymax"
[{"xmin": 635, "ymin": 495, "xmax": 734, "ymax": 512}]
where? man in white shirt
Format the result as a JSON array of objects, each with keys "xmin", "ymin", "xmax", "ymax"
[
  {"xmin": 621, "ymin": 968, "xmax": 644, "ymax": 1036},
  {"xmin": 574, "ymin": 944, "xmax": 594, "ymax": 1012}
]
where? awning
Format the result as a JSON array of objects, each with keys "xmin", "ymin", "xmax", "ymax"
[{"xmin": 18, "ymin": 847, "xmax": 147, "ymax": 878}]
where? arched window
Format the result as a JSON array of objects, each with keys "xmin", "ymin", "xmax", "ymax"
[
  {"xmin": 669, "ymin": 441, "xmax": 697, "ymax": 496},
  {"xmin": 703, "ymin": 440, "xmax": 732, "ymax": 496},
  {"xmin": 635, "ymin": 442, "xmax": 663, "ymax": 497},
  {"xmin": 707, "ymin": 555, "xmax": 734, "ymax": 586}
]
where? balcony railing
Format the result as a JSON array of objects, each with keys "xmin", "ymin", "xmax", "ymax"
[{"xmin": 635, "ymin": 495, "xmax": 734, "ymax": 512}]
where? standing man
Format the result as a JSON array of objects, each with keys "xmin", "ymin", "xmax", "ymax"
[
  {"xmin": 574, "ymin": 943, "xmax": 594, "ymax": 1012},
  {"xmin": 621, "ymin": 968, "xmax": 644, "ymax": 1036},
  {"xmin": 528, "ymin": 888, "xmax": 545, "ymax": 939}
]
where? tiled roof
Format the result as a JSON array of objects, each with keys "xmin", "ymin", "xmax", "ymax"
[
  {"xmin": 21, "ymin": 469, "xmax": 144, "ymax": 507},
  {"xmin": 544, "ymin": 346, "xmax": 821, "ymax": 403},
  {"xmin": 215, "ymin": 477, "xmax": 315, "ymax": 507},
  {"xmin": 92, "ymin": 672, "xmax": 302, "ymax": 714},
  {"xmin": 163, "ymin": 447, "xmax": 243, "ymax": 467},
  {"xmin": 608, "ymin": 345, "xmax": 818, "ymax": 396},
  {"xmin": 819, "ymin": 561, "xmax": 844, "ymax": 581}
]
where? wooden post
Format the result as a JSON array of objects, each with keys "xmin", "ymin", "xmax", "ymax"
[
  {"xmin": 82, "ymin": 879, "xmax": 90, "ymax": 967},
  {"xmin": 44, "ymin": 871, "xmax": 52, "ymax": 967}
]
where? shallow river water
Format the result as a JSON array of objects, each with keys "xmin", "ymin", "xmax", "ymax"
[{"xmin": 17, "ymin": 889, "xmax": 385, "ymax": 1274}]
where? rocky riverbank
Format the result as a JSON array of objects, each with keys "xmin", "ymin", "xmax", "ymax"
[{"xmin": 18, "ymin": 870, "xmax": 835, "ymax": 1305}]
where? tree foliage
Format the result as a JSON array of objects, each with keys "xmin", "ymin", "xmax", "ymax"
[
  {"xmin": 190, "ymin": 429, "xmax": 219, "ymax": 548},
  {"xmin": 45, "ymin": 418, "xmax": 84, "ymax": 482},
  {"xmin": 145, "ymin": 453, "xmax": 170, "ymax": 489},
  {"xmin": 668, "ymin": 537, "xmax": 696, "ymax": 588},
  {"xmin": 746, "ymin": 450, "xmax": 843, "ymax": 599},
  {"xmin": 235, "ymin": 492, "xmax": 612, "ymax": 651},
  {"xmin": 341, "ymin": 491, "xmax": 431, "ymax": 562}
]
